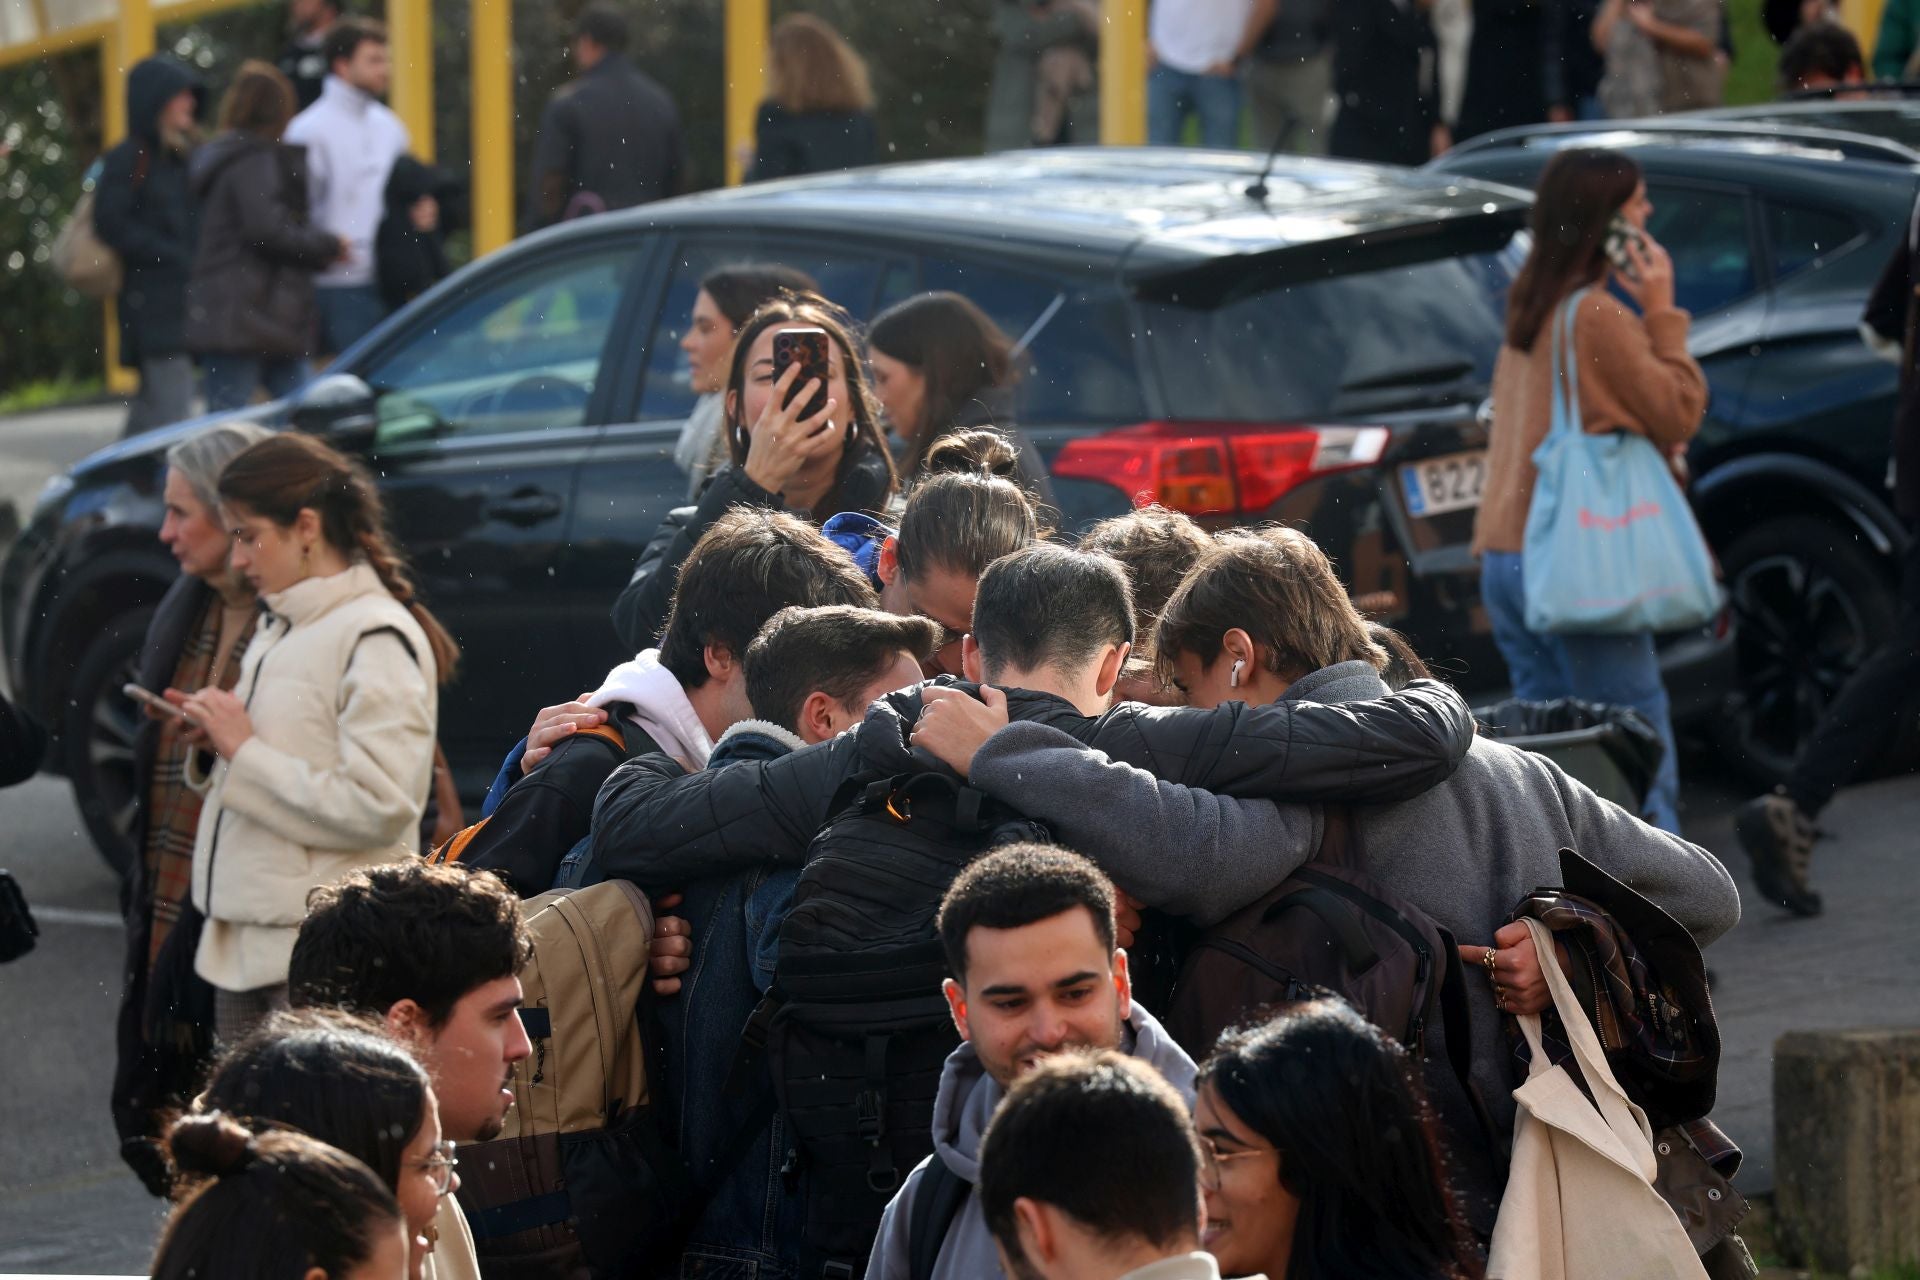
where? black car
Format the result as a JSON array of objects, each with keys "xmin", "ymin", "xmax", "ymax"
[
  {"xmin": 4, "ymin": 147, "xmax": 1694, "ymax": 872},
  {"xmin": 1432, "ymin": 128, "xmax": 1920, "ymax": 784}
]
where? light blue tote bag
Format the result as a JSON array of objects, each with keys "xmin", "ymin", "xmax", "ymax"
[{"xmin": 1522, "ymin": 289, "xmax": 1723, "ymax": 635}]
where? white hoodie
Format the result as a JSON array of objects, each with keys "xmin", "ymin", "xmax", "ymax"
[{"xmin": 585, "ymin": 649, "xmax": 714, "ymax": 771}]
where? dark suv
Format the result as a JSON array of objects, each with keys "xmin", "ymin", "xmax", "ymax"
[
  {"xmin": 1432, "ymin": 129, "xmax": 1919, "ymax": 785},
  {"xmin": 4, "ymin": 148, "xmax": 1696, "ymax": 871}
]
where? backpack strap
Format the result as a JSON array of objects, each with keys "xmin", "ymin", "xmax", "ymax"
[
  {"xmin": 1433, "ymin": 925, "xmax": 1506, "ymax": 1172},
  {"xmin": 907, "ymin": 1156, "xmax": 972, "ymax": 1280}
]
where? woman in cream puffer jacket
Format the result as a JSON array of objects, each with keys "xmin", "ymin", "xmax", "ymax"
[{"xmin": 176, "ymin": 433, "xmax": 460, "ymax": 1042}]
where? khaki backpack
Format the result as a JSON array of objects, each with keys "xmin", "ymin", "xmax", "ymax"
[
  {"xmin": 52, "ymin": 163, "xmax": 132, "ymax": 300},
  {"xmin": 453, "ymin": 880, "xmax": 695, "ymax": 1277}
]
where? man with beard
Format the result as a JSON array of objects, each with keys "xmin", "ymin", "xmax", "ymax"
[
  {"xmin": 865, "ymin": 845, "xmax": 1197, "ymax": 1280},
  {"xmin": 288, "ymin": 861, "xmax": 535, "ymax": 1280}
]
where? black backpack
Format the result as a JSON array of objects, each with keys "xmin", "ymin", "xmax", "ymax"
[
  {"xmin": 1164, "ymin": 807, "xmax": 1497, "ymax": 1169},
  {"xmin": 736, "ymin": 770, "xmax": 1047, "ymax": 1280}
]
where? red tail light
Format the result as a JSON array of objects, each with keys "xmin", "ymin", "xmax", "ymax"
[{"xmin": 1052, "ymin": 422, "xmax": 1391, "ymax": 517}]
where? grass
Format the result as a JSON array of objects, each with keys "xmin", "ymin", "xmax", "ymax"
[
  {"xmin": 1727, "ymin": 0, "xmax": 1783, "ymax": 106},
  {"xmin": 0, "ymin": 375, "xmax": 104, "ymax": 416},
  {"xmin": 1743, "ymin": 1195, "xmax": 1920, "ymax": 1279}
]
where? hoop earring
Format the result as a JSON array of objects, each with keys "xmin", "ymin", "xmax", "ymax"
[{"xmin": 1229, "ymin": 659, "xmax": 1244, "ymax": 688}]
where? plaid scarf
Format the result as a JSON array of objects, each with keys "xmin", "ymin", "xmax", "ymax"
[{"xmin": 142, "ymin": 596, "xmax": 254, "ymax": 971}]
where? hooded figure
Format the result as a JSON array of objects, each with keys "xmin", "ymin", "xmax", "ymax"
[
  {"xmin": 92, "ymin": 57, "xmax": 206, "ymax": 434},
  {"xmin": 375, "ymin": 155, "xmax": 457, "ymax": 313}
]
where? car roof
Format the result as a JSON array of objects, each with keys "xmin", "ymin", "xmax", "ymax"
[
  {"xmin": 1689, "ymin": 97, "xmax": 1920, "ymax": 152},
  {"xmin": 1442, "ymin": 117, "xmax": 1920, "ymax": 167},
  {"xmin": 518, "ymin": 148, "xmax": 1531, "ymax": 302}
]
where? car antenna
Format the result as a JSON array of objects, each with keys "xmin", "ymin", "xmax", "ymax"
[{"xmin": 1246, "ymin": 120, "xmax": 1300, "ymax": 203}]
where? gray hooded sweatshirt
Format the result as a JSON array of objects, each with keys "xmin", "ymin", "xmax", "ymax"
[
  {"xmin": 963, "ymin": 660, "xmax": 1742, "ymax": 1139},
  {"xmin": 864, "ymin": 1004, "xmax": 1198, "ymax": 1280}
]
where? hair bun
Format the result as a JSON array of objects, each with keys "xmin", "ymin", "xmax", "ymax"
[
  {"xmin": 921, "ymin": 428, "xmax": 1021, "ymax": 481},
  {"xmin": 168, "ymin": 1112, "xmax": 259, "ymax": 1178}
]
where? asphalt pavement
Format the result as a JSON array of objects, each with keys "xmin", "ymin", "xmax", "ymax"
[{"xmin": 1, "ymin": 404, "xmax": 1916, "ymax": 1273}]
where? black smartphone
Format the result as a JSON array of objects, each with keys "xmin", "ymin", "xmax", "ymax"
[{"xmin": 772, "ymin": 327, "xmax": 832, "ymax": 421}]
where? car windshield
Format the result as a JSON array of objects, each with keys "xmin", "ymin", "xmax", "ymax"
[{"xmin": 1142, "ymin": 239, "xmax": 1519, "ymax": 421}]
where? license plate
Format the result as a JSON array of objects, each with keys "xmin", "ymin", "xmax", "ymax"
[{"xmin": 1400, "ymin": 450, "xmax": 1487, "ymax": 518}]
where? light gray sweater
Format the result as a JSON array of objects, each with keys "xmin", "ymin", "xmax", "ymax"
[{"xmin": 966, "ymin": 661, "xmax": 1742, "ymax": 1135}]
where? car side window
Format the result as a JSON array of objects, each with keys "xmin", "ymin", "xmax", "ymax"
[
  {"xmin": 1765, "ymin": 201, "xmax": 1863, "ymax": 281},
  {"xmin": 361, "ymin": 249, "xmax": 631, "ymax": 445},
  {"xmin": 1644, "ymin": 185, "xmax": 1757, "ymax": 316},
  {"xmin": 919, "ymin": 258, "xmax": 1147, "ymax": 424},
  {"xmin": 636, "ymin": 242, "xmax": 893, "ymax": 422}
]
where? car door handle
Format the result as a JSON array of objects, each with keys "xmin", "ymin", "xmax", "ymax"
[{"xmin": 486, "ymin": 488, "xmax": 564, "ymax": 526}]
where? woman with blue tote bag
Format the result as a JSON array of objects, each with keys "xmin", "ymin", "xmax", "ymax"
[{"xmin": 1474, "ymin": 148, "xmax": 1713, "ymax": 833}]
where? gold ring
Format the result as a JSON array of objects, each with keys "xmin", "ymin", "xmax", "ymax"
[{"xmin": 1483, "ymin": 947, "xmax": 1498, "ymax": 976}]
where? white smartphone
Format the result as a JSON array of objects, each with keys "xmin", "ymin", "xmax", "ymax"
[{"xmin": 122, "ymin": 683, "xmax": 185, "ymax": 719}]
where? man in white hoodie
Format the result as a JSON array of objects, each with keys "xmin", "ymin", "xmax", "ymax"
[
  {"xmin": 866, "ymin": 845, "xmax": 1199, "ymax": 1280},
  {"xmin": 452, "ymin": 508, "xmax": 877, "ymax": 895},
  {"xmin": 284, "ymin": 16, "xmax": 408, "ymax": 355}
]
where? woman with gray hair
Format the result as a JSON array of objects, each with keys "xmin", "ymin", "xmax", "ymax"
[{"xmin": 111, "ymin": 419, "xmax": 270, "ymax": 1198}]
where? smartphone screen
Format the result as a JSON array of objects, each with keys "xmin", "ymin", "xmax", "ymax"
[{"xmin": 772, "ymin": 327, "xmax": 832, "ymax": 421}]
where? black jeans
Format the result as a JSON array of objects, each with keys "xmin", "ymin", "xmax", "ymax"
[{"xmin": 1786, "ymin": 525, "xmax": 1920, "ymax": 816}]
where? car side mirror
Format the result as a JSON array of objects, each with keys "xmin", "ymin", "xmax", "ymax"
[{"xmin": 288, "ymin": 372, "xmax": 379, "ymax": 450}]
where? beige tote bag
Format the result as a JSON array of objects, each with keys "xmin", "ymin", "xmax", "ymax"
[{"xmin": 1486, "ymin": 917, "xmax": 1709, "ymax": 1280}]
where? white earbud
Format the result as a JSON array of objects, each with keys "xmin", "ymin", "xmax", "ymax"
[{"xmin": 1229, "ymin": 659, "xmax": 1244, "ymax": 688}]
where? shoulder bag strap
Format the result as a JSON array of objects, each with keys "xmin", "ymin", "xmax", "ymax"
[{"xmin": 1548, "ymin": 287, "xmax": 1588, "ymax": 439}]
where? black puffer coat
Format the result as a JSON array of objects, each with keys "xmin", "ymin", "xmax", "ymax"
[
  {"xmin": 184, "ymin": 132, "xmax": 337, "ymax": 358},
  {"xmin": 93, "ymin": 57, "xmax": 204, "ymax": 367},
  {"xmin": 610, "ymin": 444, "xmax": 897, "ymax": 654},
  {"xmin": 589, "ymin": 676, "xmax": 1478, "ymax": 894}
]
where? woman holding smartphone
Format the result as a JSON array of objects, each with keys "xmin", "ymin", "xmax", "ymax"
[
  {"xmin": 1473, "ymin": 148, "xmax": 1707, "ymax": 833},
  {"xmin": 174, "ymin": 433, "xmax": 457, "ymax": 1043},
  {"xmin": 112, "ymin": 420, "xmax": 270, "ymax": 1195},
  {"xmin": 611, "ymin": 292, "xmax": 898, "ymax": 655}
]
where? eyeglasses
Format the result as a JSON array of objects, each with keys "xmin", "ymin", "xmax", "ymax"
[
  {"xmin": 414, "ymin": 1139, "xmax": 459, "ymax": 1197},
  {"xmin": 1197, "ymin": 1134, "xmax": 1278, "ymax": 1191}
]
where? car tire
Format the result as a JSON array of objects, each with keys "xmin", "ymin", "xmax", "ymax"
[
  {"xmin": 63, "ymin": 606, "xmax": 154, "ymax": 882},
  {"xmin": 1714, "ymin": 516, "xmax": 1899, "ymax": 788}
]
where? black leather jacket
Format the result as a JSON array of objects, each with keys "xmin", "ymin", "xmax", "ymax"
[{"xmin": 591, "ymin": 676, "xmax": 1477, "ymax": 896}]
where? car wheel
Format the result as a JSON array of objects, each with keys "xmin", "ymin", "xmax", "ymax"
[
  {"xmin": 1714, "ymin": 516, "xmax": 1899, "ymax": 787},
  {"xmin": 62, "ymin": 606, "xmax": 155, "ymax": 881}
]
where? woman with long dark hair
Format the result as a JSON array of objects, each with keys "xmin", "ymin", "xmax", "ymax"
[
  {"xmin": 610, "ymin": 292, "xmax": 898, "ymax": 655},
  {"xmin": 1473, "ymin": 147, "xmax": 1707, "ymax": 833},
  {"xmin": 197, "ymin": 1010, "xmax": 454, "ymax": 1280},
  {"xmin": 176, "ymin": 432, "xmax": 457, "ymax": 1044},
  {"xmin": 155, "ymin": 1113, "xmax": 407, "ymax": 1280},
  {"xmin": 671, "ymin": 262, "xmax": 820, "ymax": 503},
  {"xmin": 185, "ymin": 60, "xmax": 345, "ymax": 410},
  {"xmin": 1196, "ymin": 998, "xmax": 1482, "ymax": 1280},
  {"xmin": 866, "ymin": 291, "xmax": 1054, "ymax": 504}
]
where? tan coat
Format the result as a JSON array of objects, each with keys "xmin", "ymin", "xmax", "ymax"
[
  {"xmin": 191, "ymin": 561, "xmax": 436, "ymax": 991},
  {"xmin": 1474, "ymin": 290, "xmax": 1708, "ymax": 556}
]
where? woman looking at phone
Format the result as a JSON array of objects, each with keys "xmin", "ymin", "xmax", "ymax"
[
  {"xmin": 112, "ymin": 420, "xmax": 271, "ymax": 1196},
  {"xmin": 1472, "ymin": 148, "xmax": 1707, "ymax": 833},
  {"xmin": 671, "ymin": 262, "xmax": 819, "ymax": 502},
  {"xmin": 612, "ymin": 292, "xmax": 898, "ymax": 655},
  {"xmin": 174, "ymin": 433, "xmax": 457, "ymax": 1043}
]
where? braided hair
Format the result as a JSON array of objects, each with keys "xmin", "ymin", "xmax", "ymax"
[{"xmin": 217, "ymin": 432, "xmax": 460, "ymax": 681}]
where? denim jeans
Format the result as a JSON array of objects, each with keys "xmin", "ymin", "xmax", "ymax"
[
  {"xmin": 314, "ymin": 284, "xmax": 388, "ymax": 355},
  {"xmin": 663, "ymin": 865, "xmax": 805, "ymax": 1279},
  {"xmin": 1481, "ymin": 550, "xmax": 1682, "ymax": 833},
  {"xmin": 202, "ymin": 355, "xmax": 310, "ymax": 413},
  {"xmin": 1148, "ymin": 64, "xmax": 1243, "ymax": 148}
]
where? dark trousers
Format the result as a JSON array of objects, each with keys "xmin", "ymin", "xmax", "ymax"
[{"xmin": 1786, "ymin": 528, "xmax": 1920, "ymax": 815}]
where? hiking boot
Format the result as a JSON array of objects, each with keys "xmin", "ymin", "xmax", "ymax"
[{"xmin": 1734, "ymin": 792, "xmax": 1823, "ymax": 917}]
